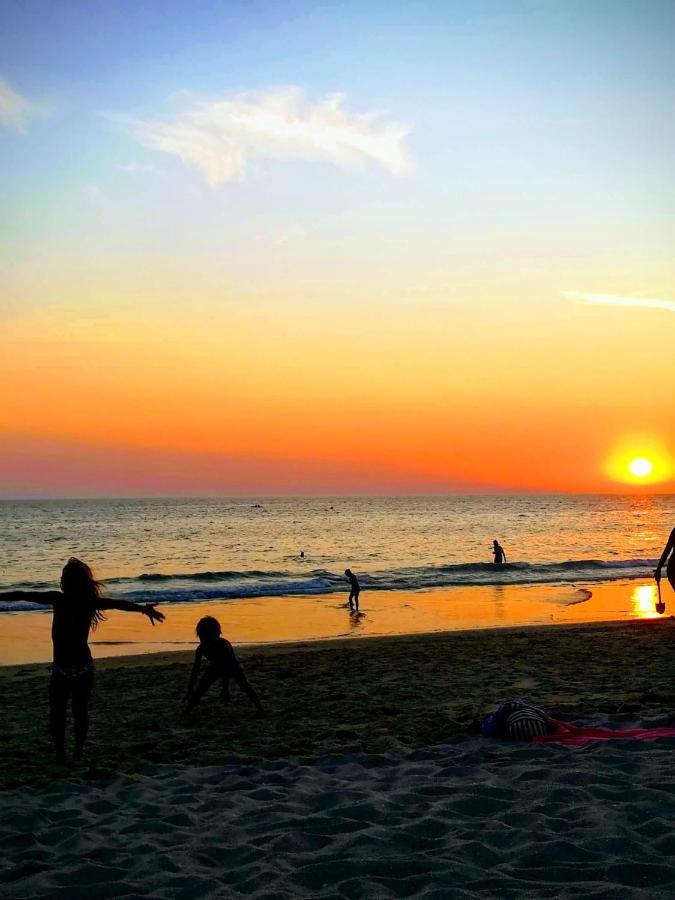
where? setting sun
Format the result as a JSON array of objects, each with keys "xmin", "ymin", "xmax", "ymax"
[
  {"xmin": 628, "ymin": 457, "xmax": 653, "ymax": 478},
  {"xmin": 605, "ymin": 438, "xmax": 674, "ymax": 487}
]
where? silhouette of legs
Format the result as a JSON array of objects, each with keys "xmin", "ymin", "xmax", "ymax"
[
  {"xmin": 49, "ymin": 674, "xmax": 68, "ymax": 762},
  {"xmin": 186, "ymin": 666, "xmax": 221, "ymax": 711},
  {"xmin": 49, "ymin": 669, "xmax": 94, "ymax": 761},
  {"xmin": 72, "ymin": 670, "xmax": 94, "ymax": 760},
  {"xmin": 187, "ymin": 663, "xmax": 263, "ymax": 714},
  {"xmin": 231, "ymin": 664, "xmax": 263, "ymax": 713}
]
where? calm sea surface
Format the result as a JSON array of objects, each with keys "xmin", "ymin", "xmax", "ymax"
[{"xmin": 0, "ymin": 495, "xmax": 672, "ymax": 612}]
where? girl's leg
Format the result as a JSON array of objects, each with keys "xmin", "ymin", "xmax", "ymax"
[
  {"xmin": 72, "ymin": 670, "xmax": 94, "ymax": 760},
  {"xmin": 231, "ymin": 663, "xmax": 264, "ymax": 714},
  {"xmin": 220, "ymin": 676, "xmax": 231, "ymax": 703},
  {"xmin": 186, "ymin": 667, "xmax": 220, "ymax": 711},
  {"xmin": 49, "ymin": 674, "xmax": 69, "ymax": 762}
]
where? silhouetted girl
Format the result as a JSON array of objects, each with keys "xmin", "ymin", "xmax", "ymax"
[
  {"xmin": 185, "ymin": 616, "xmax": 263, "ymax": 715},
  {"xmin": 655, "ymin": 527, "xmax": 675, "ymax": 591},
  {"xmin": 0, "ymin": 557, "xmax": 165, "ymax": 762}
]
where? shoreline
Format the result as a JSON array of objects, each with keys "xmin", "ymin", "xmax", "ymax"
[
  {"xmin": 0, "ymin": 577, "xmax": 667, "ymax": 667},
  {"xmin": 3, "ymin": 613, "xmax": 672, "ymax": 676}
]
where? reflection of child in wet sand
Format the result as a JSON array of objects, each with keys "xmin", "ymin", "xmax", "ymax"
[
  {"xmin": 185, "ymin": 616, "xmax": 263, "ymax": 715},
  {"xmin": 345, "ymin": 568, "xmax": 361, "ymax": 612}
]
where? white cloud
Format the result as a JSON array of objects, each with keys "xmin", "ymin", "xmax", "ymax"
[
  {"xmin": 116, "ymin": 161, "xmax": 163, "ymax": 176},
  {"xmin": 562, "ymin": 290, "xmax": 675, "ymax": 314},
  {"xmin": 123, "ymin": 87, "xmax": 411, "ymax": 185},
  {"xmin": 85, "ymin": 183, "xmax": 107, "ymax": 206},
  {"xmin": 0, "ymin": 75, "xmax": 32, "ymax": 132},
  {"xmin": 263, "ymin": 224, "xmax": 307, "ymax": 247}
]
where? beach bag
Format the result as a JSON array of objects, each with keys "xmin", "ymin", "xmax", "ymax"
[{"xmin": 483, "ymin": 699, "xmax": 552, "ymax": 741}]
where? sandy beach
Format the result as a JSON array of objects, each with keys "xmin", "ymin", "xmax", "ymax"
[{"xmin": 1, "ymin": 620, "xmax": 674, "ymax": 896}]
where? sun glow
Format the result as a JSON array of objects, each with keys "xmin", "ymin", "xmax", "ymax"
[{"xmin": 606, "ymin": 438, "xmax": 674, "ymax": 486}]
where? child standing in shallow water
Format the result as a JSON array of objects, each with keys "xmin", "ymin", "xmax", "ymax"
[
  {"xmin": 345, "ymin": 568, "xmax": 361, "ymax": 612},
  {"xmin": 185, "ymin": 616, "xmax": 263, "ymax": 715}
]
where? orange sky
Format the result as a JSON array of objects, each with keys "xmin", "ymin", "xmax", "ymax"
[{"xmin": 2, "ymin": 291, "xmax": 673, "ymax": 495}]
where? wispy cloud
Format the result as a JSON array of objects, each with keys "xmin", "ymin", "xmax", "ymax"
[
  {"xmin": 0, "ymin": 75, "xmax": 33, "ymax": 132},
  {"xmin": 262, "ymin": 224, "xmax": 307, "ymax": 247},
  {"xmin": 116, "ymin": 161, "xmax": 163, "ymax": 176},
  {"xmin": 561, "ymin": 290, "xmax": 675, "ymax": 314},
  {"xmin": 122, "ymin": 86, "xmax": 411, "ymax": 185},
  {"xmin": 85, "ymin": 183, "xmax": 107, "ymax": 207}
]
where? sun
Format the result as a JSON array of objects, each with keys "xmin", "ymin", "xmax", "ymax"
[
  {"xmin": 605, "ymin": 437, "xmax": 674, "ymax": 486},
  {"xmin": 628, "ymin": 457, "xmax": 653, "ymax": 478}
]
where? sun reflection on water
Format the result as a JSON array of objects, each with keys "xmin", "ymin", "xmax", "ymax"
[{"xmin": 630, "ymin": 584, "xmax": 659, "ymax": 618}]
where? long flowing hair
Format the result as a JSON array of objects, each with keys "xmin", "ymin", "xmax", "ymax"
[{"xmin": 60, "ymin": 557, "xmax": 106, "ymax": 631}]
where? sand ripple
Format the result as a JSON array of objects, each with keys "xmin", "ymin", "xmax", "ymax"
[{"xmin": 1, "ymin": 739, "xmax": 675, "ymax": 898}]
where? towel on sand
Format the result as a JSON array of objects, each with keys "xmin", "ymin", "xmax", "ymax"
[{"xmin": 534, "ymin": 719, "xmax": 675, "ymax": 747}]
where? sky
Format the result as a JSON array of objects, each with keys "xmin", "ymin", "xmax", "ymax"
[{"xmin": 1, "ymin": 0, "xmax": 674, "ymax": 496}]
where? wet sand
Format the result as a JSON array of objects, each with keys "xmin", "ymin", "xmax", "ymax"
[{"xmin": 0, "ymin": 578, "xmax": 665, "ymax": 666}]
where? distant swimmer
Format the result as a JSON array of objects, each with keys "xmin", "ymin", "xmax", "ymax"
[
  {"xmin": 655, "ymin": 527, "xmax": 675, "ymax": 592},
  {"xmin": 300, "ymin": 550, "xmax": 305, "ymax": 558},
  {"xmin": 492, "ymin": 540, "xmax": 507, "ymax": 566},
  {"xmin": 345, "ymin": 568, "xmax": 361, "ymax": 612}
]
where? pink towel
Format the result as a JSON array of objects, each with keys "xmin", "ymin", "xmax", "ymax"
[{"xmin": 533, "ymin": 718, "xmax": 675, "ymax": 747}]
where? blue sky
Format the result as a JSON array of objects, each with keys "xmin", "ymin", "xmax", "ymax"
[{"xmin": 2, "ymin": 0, "xmax": 674, "ymax": 306}]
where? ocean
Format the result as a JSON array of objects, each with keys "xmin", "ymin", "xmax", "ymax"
[{"xmin": 1, "ymin": 495, "xmax": 672, "ymax": 612}]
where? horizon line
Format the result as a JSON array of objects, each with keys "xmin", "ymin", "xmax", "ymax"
[{"xmin": 1, "ymin": 489, "xmax": 673, "ymax": 502}]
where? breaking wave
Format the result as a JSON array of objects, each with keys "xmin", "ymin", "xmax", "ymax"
[{"xmin": 0, "ymin": 558, "xmax": 656, "ymax": 611}]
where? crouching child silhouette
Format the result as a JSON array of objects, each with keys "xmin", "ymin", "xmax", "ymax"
[{"xmin": 184, "ymin": 616, "xmax": 263, "ymax": 716}]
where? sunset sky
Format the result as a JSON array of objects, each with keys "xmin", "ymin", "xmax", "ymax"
[{"xmin": 1, "ymin": 0, "xmax": 674, "ymax": 496}]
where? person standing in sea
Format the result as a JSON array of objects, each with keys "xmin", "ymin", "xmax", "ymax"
[
  {"xmin": 0, "ymin": 557, "xmax": 165, "ymax": 763},
  {"xmin": 492, "ymin": 540, "xmax": 507, "ymax": 566},
  {"xmin": 655, "ymin": 527, "xmax": 675, "ymax": 591}
]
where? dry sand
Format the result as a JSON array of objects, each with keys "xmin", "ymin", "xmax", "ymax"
[{"xmin": 1, "ymin": 621, "xmax": 674, "ymax": 897}]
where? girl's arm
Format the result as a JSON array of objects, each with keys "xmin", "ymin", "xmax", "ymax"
[
  {"xmin": 655, "ymin": 528, "xmax": 675, "ymax": 580},
  {"xmin": 99, "ymin": 598, "xmax": 165, "ymax": 625},
  {"xmin": 0, "ymin": 590, "xmax": 61, "ymax": 605}
]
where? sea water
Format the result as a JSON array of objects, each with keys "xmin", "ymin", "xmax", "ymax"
[{"xmin": 0, "ymin": 495, "xmax": 672, "ymax": 611}]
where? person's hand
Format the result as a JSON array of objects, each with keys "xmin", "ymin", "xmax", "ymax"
[
  {"xmin": 654, "ymin": 568, "xmax": 662, "ymax": 583},
  {"xmin": 144, "ymin": 603, "xmax": 165, "ymax": 625}
]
